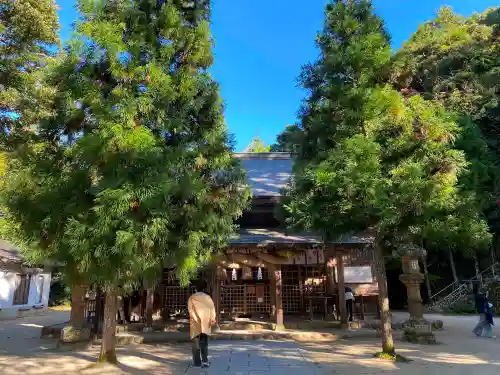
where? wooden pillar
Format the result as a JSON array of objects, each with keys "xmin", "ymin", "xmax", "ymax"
[
  {"xmin": 336, "ymin": 251, "xmax": 348, "ymax": 327},
  {"xmin": 159, "ymin": 271, "xmax": 165, "ymax": 321},
  {"xmin": 360, "ymin": 295, "xmax": 365, "ymax": 320},
  {"xmin": 298, "ymin": 265, "xmax": 304, "ymax": 313},
  {"xmin": 213, "ymin": 266, "xmax": 222, "ymax": 326},
  {"xmin": 325, "ymin": 247, "xmax": 335, "ymax": 317},
  {"xmin": 270, "ymin": 265, "xmax": 284, "ymax": 329},
  {"xmin": 326, "ymin": 254, "xmax": 336, "ymax": 294}
]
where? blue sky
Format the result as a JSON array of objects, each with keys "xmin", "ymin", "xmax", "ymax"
[{"xmin": 56, "ymin": 0, "xmax": 498, "ymax": 151}]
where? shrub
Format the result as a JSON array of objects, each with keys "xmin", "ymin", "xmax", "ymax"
[
  {"xmin": 443, "ymin": 300, "xmax": 476, "ymax": 315},
  {"xmin": 49, "ymin": 280, "xmax": 71, "ymax": 306}
]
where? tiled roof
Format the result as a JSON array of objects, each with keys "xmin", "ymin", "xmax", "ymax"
[
  {"xmin": 234, "ymin": 152, "xmax": 292, "ymax": 197},
  {"xmin": 0, "ymin": 240, "xmax": 21, "ymax": 263},
  {"xmin": 229, "ymin": 228, "xmax": 373, "ymax": 246}
]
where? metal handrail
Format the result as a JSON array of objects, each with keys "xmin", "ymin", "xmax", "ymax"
[
  {"xmin": 428, "ymin": 262, "xmax": 500, "ymax": 307},
  {"xmin": 429, "ymin": 281, "xmax": 460, "ymax": 301}
]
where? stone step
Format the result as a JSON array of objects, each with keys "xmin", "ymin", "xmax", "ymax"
[
  {"xmin": 41, "ymin": 318, "xmax": 384, "ymax": 338},
  {"xmin": 110, "ymin": 328, "xmax": 381, "ymax": 345}
]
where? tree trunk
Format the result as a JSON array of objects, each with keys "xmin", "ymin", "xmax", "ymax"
[
  {"xmin": 491, "ymin": 246, "xmax": 497, "ymax": 278},
  {"xmin": 70, "ymin": 284, "xmax": 87, "ymax": 327},
  {"xmin": 474, "ymin": 254, "xmax": 482, "ymax": 288},
  {"xmin": 373, "ymin": 242, "xmax": 395, "ymax": 355},
  {"xmin": 145, "ymin": 287, "xmax": 154, "ymax": 328},
  {"xmin": 98, "ymin": 287, "xmax": 118, "ymax": 364},
  {"xmin": 422, "ymin": 256, "xmax": 432, "ymax": 301},
  {"xmin": 448, "ymin": 249, "xmax": 458, "ymax": 284}
]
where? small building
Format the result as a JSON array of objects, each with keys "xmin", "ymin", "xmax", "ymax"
[
  {"xmin": 0, "ymin": 241, "xmax": 52, "ymax": 320},
  {"xmin": 162, "ymin": 152, "xmax": 379, "ymax": 325}
]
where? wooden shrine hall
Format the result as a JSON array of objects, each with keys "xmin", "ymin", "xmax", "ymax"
[{"xmin": 163, "ymin": 153, "xmax": 379, "ymax": 325}]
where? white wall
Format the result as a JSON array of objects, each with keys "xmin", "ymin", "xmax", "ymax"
[{"xmin": 0, "ymin": 271, "xmax": 51, "ymax": 310}]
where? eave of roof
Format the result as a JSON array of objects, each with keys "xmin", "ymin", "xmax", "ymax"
[
  {"xmin": 229, "ymin": 228, "xmax": 374, "ymax": 246},
  {"xmin": 234, "ymin": 152, "xmax": 293, "ymax": 160}
]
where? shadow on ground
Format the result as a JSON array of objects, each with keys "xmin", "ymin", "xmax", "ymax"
[{"xmin": 1, "ymin": 314, "xmax": 500, "ymax": 374}]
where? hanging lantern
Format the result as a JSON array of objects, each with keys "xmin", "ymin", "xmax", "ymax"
[
  {"xmin": 257, "ymin": 267, "xmax": 263, "ymax": 280},
  {"xmin": 242, "ymin": 266, "xmax": 253, "ymax": 280},
  {"xmin": 231, "ymin": 268, "xmax": 237, "ymax": 281}
]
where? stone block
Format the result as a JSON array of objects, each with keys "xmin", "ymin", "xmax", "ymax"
[{"xmin": 60, "ymin": 325, "xmax": 91, "ymax": 343}]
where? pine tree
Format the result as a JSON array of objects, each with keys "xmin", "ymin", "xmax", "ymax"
[
  {"xmin": 1, "ymin": 0, "xmax": 249, "ymax": 363},
  {"xmin": 0, "ymin": 0, "xmax": 60, "ymax": 147},
  {"xmin": 284, "ymin": 0, "xmax": 486, "ymax": 357},
  {"xmin": 243, "ymin": 136, "xmax": 270, "ymax": 152},
  {"xmin": 0, "ymin": 0, "xmax": 94, "ymax": 334}
]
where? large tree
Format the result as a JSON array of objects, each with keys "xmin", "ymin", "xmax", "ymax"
[
  {"xmin": 390, "ymin": 6, "xmax": 500, "ymax": 258},
  {"xmin": 283, "ymin": 0, "xmax": 483, "ymax": 357},
  {"xmin": 0, "ymin": 0, "xmax": 94, "ymax": 334},
  {"xmin": 1, "ymin": 0, "xmax": 249, "ymax": 363}
]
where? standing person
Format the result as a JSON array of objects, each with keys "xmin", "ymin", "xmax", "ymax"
[
  {"xmin": 345, "ymin": 286, "xmax": 355, "ymax": 322},
  {"xmin": 188, "ymin": 280, "xmax": 216, "ymax": 368},
  {"xmin": 473, "ymin": 288, "xmax": 494, "ymax": 338}
]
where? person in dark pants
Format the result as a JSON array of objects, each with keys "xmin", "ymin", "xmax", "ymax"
[
  {"xmin": 345, "ymin": 286, "xmax": 355, "ymax": 321},
  {"xmin": 473, "ymin": 288, "xmax": 494, "ymax": 338},
  {"xmin": 188, "ymin": 280, "xmax": 216, "ymax": 368}
]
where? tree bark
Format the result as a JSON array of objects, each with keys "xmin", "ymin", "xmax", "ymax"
[
  {"xmin": 373, "ymin": 242, "xmax": 395, "ymax": 355},
  {"xmin": 448, "ymin": 249, "xmax": 458, "ymax": 284},
  {"xmin": 491, "ymin": 246, "xmax": 497, "ymax": 278},
  {"xmin": 70, "ymin": 284, "xmax": 87, "ymax": 327},
  {"xmin": 145, "ymin": 286, "xmax": 154, "ymax": 328},
  {"xmin": 474, "ymin": 254, "xmax": 482, "ymax": 288},
  {"xmin": 98, "ymin": 287, "xmax": 118, "ymax": 364},
  {"xmin": 422, "ymin": 256, "xmax": 432, "ymax": 300}
]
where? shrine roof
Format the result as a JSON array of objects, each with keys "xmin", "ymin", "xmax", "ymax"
[
  {"xmin": 229, "ymin": 228, "xmax": 373, "ymax": 246},
  {"xmin": 234, "ymin": 152, "xmax": 292, "ymax": 197}
]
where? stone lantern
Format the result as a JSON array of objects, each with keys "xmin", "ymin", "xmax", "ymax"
[
  {"xmin": 397, "ymin": 245, "xmax": 436, "ymax": 344},
  {"xmin": 399, "ymin": 255, "xmax": 425, "ymax": 321}
]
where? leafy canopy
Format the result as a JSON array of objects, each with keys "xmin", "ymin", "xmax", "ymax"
[
  {"xmin": 283, "ymin": 0, "xmax": 489, "ymax": 256},
  {"xmin": 390, "ymin": 6, "xmax": 500, "ymax": 246},
  {"xmin": 1, "ymin": 0, "xmax": 250, "ymax": 288},
  {"xmin": 0, "ymin": 0, "xmax": 60, "ymax": 147}
]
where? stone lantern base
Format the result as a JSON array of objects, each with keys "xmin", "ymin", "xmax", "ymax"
[
  {"xmin": 399, "ymin": 272, "xmax": 436, "ymax": 344},
  {"xmin": 402, "ymin": 317, "xmax": 436, "ymax": 344}
]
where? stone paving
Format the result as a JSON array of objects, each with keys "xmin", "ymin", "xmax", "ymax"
[
  {"xmin": 1, "ymin": 312, "xmax": 500, "ymax": 374},
  {"xmin": 184, "ymin": 341, "xmax": 319, "ymax": 375}
]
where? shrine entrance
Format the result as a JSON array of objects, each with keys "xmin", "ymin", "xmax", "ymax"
[{"xmin": 220, "ymin": 284, "xmax": 271, "ymax": 317}]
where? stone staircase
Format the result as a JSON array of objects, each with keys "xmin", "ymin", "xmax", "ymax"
[{"xmin": 428, "ymin": 262, "xmax": 500, "ymax": 311}]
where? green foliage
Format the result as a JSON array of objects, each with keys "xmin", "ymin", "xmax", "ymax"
[
  {"xmin": 0, "ymin": 0, "xmax": 60, "ymax": 148},
  {"xmin": 49, "ymin": 278, "xmax": 72, "ymax": 307},
  {"xmin": 269, "ymin": 124, "xmax": 301, "ymax": 152},
  {"xmin": 443, "ymin": 299, "xmax": 476, "ymax": 315},
  {"xmin": 0, "ymin": 0, "xmax": 250, "ymax": 291},
  {"xmin": 293, "ymin": 0, "xmax": 392, "ymax": 165},
  {"xmin": 288, "ymin": 85, "xmax": 472, "ymax": 247},
  {"xmin": 244, "ymin": 136, "xmax": 271, "ymax": 152},
  {"xmin": 390, "ymin": 6, "xmax": 500, "ymax": 237},
  {"xmin": 486, "ymin": 278, "xmax": 500, "ymax": 308}
]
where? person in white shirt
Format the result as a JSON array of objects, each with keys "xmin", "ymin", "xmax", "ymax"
[{"xmin": 345, "ymin": 286, "xmax": 355, "ymax": 321}]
